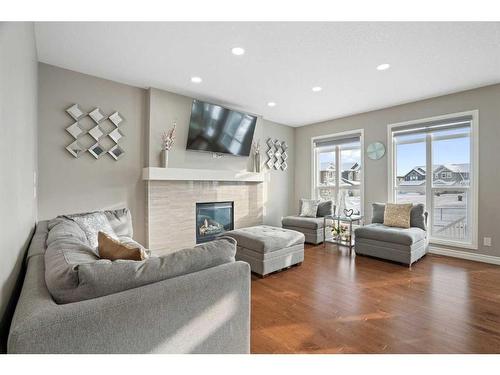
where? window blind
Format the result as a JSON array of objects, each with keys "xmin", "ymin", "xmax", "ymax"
[
  {"xmin": 313, "ymin": 135, "xmax": 361, "ymax": 148},
  {"xmin": 392, "ymin": 115, "xmax": 472, "ymax": 137}
]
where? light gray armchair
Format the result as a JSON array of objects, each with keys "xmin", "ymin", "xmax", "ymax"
[
  {"xmin": 282, "ymin": 200, "xmax": 335, "ymax": 244},
  {"xmin": 354, "ymin": 203, "xmax": 429, "ymax": 268}
]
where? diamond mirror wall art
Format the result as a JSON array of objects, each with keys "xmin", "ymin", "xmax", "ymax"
[
  {"xmin": 108, "ymin": 128, "xmax": 124, "ymax": 143},
  {"xmin": 66, "ymin": 104, "xmax": 84, "ymax": 120},
  {"xmin": 64, "ymin": 103, "xmax": 125, "ymax": 161},
  {"xmin": 89, "ymin": 126, "xmax": 104, "ymax": 141},
  {"xmin": 66, "ymin": 140, "xmax": 85, "ymax": 158},
  {"xmin": 66, "ymin": 122, "xmax": 83, "ymax": 139},
  {"xmin": 108, "ymin": 144, "xmax": 124, "ymax": 160},
  {"xmin": 265, "ymin": 137, "xmax": 289, "ymax": 171},
  {"xmin": 109, "ymin": 112, "xmax": 123, "ymax": 126},
  {"xmin": 88, "ymin": 143, "xmax": 105, "ymax": 159},
  {"xmin": 89, "ymin": 108, "xmax": 105, "ymax": 124}
]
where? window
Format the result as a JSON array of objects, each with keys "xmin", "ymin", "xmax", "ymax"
[
  {"xmin": 388, "ymin": 111, "xmax": 478, "ymax": 249},
  {"xmin": 312, "ymin": 131, "xmax": 363, "ymax": 215}
]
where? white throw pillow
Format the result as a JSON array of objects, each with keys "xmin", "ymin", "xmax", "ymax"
[
  {"xmin": 299, "ymin": 199, "xmax": 320, "ymax": 218},
  {"xmin": 68, "ymin": 212, "xmax": 118, "ymax": 250}
]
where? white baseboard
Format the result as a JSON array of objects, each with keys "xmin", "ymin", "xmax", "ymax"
[{"xmin": 429, "ymin": 245, "xmax": 500, "ymax": 265}]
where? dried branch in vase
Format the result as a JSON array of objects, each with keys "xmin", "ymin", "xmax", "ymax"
[
  {"xmin": 161, "ymin": 122, "xmax": 176, "ymax": 151},
  {"xmin": 252, "ymin": 140, "xmax": 260, "ymax": 155}
]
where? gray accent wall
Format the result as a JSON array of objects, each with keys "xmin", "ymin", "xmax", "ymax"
[
  {"xmin": 261, "ymin": 119, "xmax": 295, "ymax": 226},
  {"xmin": 37, "ymin": 63, "xmax": 147, "ymax": 243},
  {"xmin": 147, "ymin": 87, "xmax": 255, "ymax": 171},
  {"xmin": 37, "ymin": 69, "xmax": 295, "ymax": 246},
  {"xmin": 147, "ymin": 87, "xmax": 295, "ymax": 227},
  {"xmin": 0, "ymin": 22, "xmax": 38, "ymax": 350},
  {"xmin": 295, "ymin": 84, "xmax": 500, "ymax": 258}
]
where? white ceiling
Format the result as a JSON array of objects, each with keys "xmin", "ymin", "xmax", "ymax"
[{"xmin": 35, "ymin": 22, "xmax": 500, "ymax": 127}]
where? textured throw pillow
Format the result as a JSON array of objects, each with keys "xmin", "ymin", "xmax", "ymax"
[
  {"xmin": 383, "ymin": 203, "xmax": 413, "ymax": 228},
  {"xmin": 410, "ymin": 203, "xmax": 427, "ymax": 231},
  {"xmin": 98, "ymin": 231, "xmax": 148, "ymax": 261},
  {"xmin": 67, "ymin": 212, "xmax": 117, "ymax": 249},
  {"xmin": 299, "ymin": 199, "xmax": 320, "ymax": 217},
  {"xmin": 371, "ymin": 203, "xmax": 386, "ymax": 224},
  {"xmin": 317, "ymin": 200, "xmax": 334, "ymax": 217}
]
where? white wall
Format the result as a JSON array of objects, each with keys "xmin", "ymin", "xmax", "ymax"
[
  {"xmin": 0, "ymin": 22, "xmax": 38, "ymax": 350},
  {"xmin": 295, "ymin": 84, "xmax": 500, "ymax": 258}
]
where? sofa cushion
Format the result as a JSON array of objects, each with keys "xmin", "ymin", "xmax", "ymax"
[
  {"xmin": 45, "ymin": 218, "xmax": 99, "ymax": 301},
  {"xmin": 409, "ymin": 204, "xmax": 426, "ymax": 231},
  {"xmin": 383, "ymin": 203, "xmax": 412, "ymax": 228},
  {"xmin": 317, "ymin": 200, "xmax": 334, "ymax": 217},
  {"xmin": 355, "ymin": 223, "xmax": 426, "ymax": 246},
  {"xmin": 299, "ymin": 199, "xmax": 320, "ymax": 217},
  {"xmin": 98, "ymin": 231, "xmax": 148, "ymax": 261},
  {"xmin": 372, "ymin": 203, "xmax": 386, "ymax": 224},
  {"xmin": 73, "ymin": 237, "xmax": 236, "ymax": 304},
  {"xmin": 371, "ymin": 203, "xmax": 426, "ymax": 231},
  {"xmin": 104, "ymin": 208, "xmax": 134, "ymax": 237},
  {"xmin": 64, "ymin": 211, "xmax": 117, "ymax": 250},
  {"xmin": 225, "ymin": 225, "xmax": 305, "ymax": 253},
  {"xmin": 282, "ymin": 216, "xmax": 325, "ymax": 230},
  {"xmin": 45, "ymin": 217, "xmax": 237, "ymax": 304}
]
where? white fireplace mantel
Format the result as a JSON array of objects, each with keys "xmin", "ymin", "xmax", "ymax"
[{"xmin": 142, "ymin": 167, "xmax": 264, "ymax": 182}]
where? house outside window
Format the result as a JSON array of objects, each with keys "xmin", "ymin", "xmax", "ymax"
[
  {"xmin": 312, "ymin": 130, "xmax": 364, "ymax": 215},
  {"xmin": 388, "ymin": 111, "xmax": 478, "ymax": 249}
]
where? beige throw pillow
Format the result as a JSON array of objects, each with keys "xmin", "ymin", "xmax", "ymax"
[
  {"xmin": 383, "ymin": 203, "xmax": 413, "ymax": 228},
  {"xmin": 98, "ymin": 231, "xmax": 149, "ymax": 261}
]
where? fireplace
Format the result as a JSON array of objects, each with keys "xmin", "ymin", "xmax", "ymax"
[{"xmin": 196, "ymin": 201, "xmax": 234, "ymax": 243}]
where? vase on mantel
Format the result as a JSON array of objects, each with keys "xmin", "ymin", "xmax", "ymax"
[
  {"xmin": 161, "ymin": 149, "xmax": 169, "ymax": 168},
  {"xmin": 254, "ymin": 153, "xmax": 261, "ymax": 173}
]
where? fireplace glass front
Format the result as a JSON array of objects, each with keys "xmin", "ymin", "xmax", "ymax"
[{"xmin": 196, "ymin": 201, "xmax": 234, "ymax": 243}]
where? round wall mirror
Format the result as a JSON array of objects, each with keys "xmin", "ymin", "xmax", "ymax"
[{"xmin": 366, "ymin": 142, "xmax": 386, "ymax": 160}]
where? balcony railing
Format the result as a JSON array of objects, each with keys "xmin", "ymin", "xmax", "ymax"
[{"xmin": 434, "ymin": 215, "xmax": 467, "ymax": 240}]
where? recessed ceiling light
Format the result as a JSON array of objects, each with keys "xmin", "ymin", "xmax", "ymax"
[
  {"xmin": 312, "ymin": 86, "xmax": 322, "ymax": 92},
  {"xmin": 231, "ymin": 47, "xmax": 245, "ymax": 56},
  {"xmin": 190, "ymin": 76, "xmax": 202, "ymax": 83},
  {"xmin": 267, "ymin": 102, "xmax": 276, "ymax": 107},
  {"xmin": 376, "ymin": 63, "xmax": 391, "ymax": 71}
]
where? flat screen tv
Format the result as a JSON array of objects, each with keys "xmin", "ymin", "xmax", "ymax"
[{"xmin": 186, "ymin": 100, "xmax": 257, "ymax": 156}]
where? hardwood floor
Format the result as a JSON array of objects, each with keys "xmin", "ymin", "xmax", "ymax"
[{"xmin": 250, "ymin": 243, "xmax": 500, "ymax": 353}]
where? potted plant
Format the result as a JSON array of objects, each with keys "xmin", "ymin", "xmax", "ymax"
[{"xmin": 332, "ymin": 222, "xmax": 350, "ymax": 243}]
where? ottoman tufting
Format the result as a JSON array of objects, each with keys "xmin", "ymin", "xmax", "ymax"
[{"xmin": 224, "ymin": 225, "xmax": 305, "ymax": 277}]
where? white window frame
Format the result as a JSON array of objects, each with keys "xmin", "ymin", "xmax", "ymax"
[
  {"xmin": 387, "ymin": 110, "xmax": 479, "ymax": 250},
  {"xmin": 311, "ymin": 129, "xmax": 365, "ymax": 215}
]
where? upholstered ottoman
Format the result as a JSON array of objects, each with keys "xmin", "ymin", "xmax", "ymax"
[{"xmin": 224, "ymin": 225, "xmax": 305, "ymax": 277}]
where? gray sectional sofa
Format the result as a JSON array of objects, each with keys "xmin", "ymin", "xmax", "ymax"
[
  {"xmin": 354, "ymin": 203, "xmax": 429, "ymax": 267},
  {"xmin": 8, "ymin": 209, "xmax": 250, "ymax": 353},
  {"xmin": 282, "ymin": 200, "xmax": 335, "ymax": 244}
]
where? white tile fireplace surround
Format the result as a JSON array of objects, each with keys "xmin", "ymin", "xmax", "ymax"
[{"xmin": 144, "ymin": 168, "xmax": 263, "ymax": 251}]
